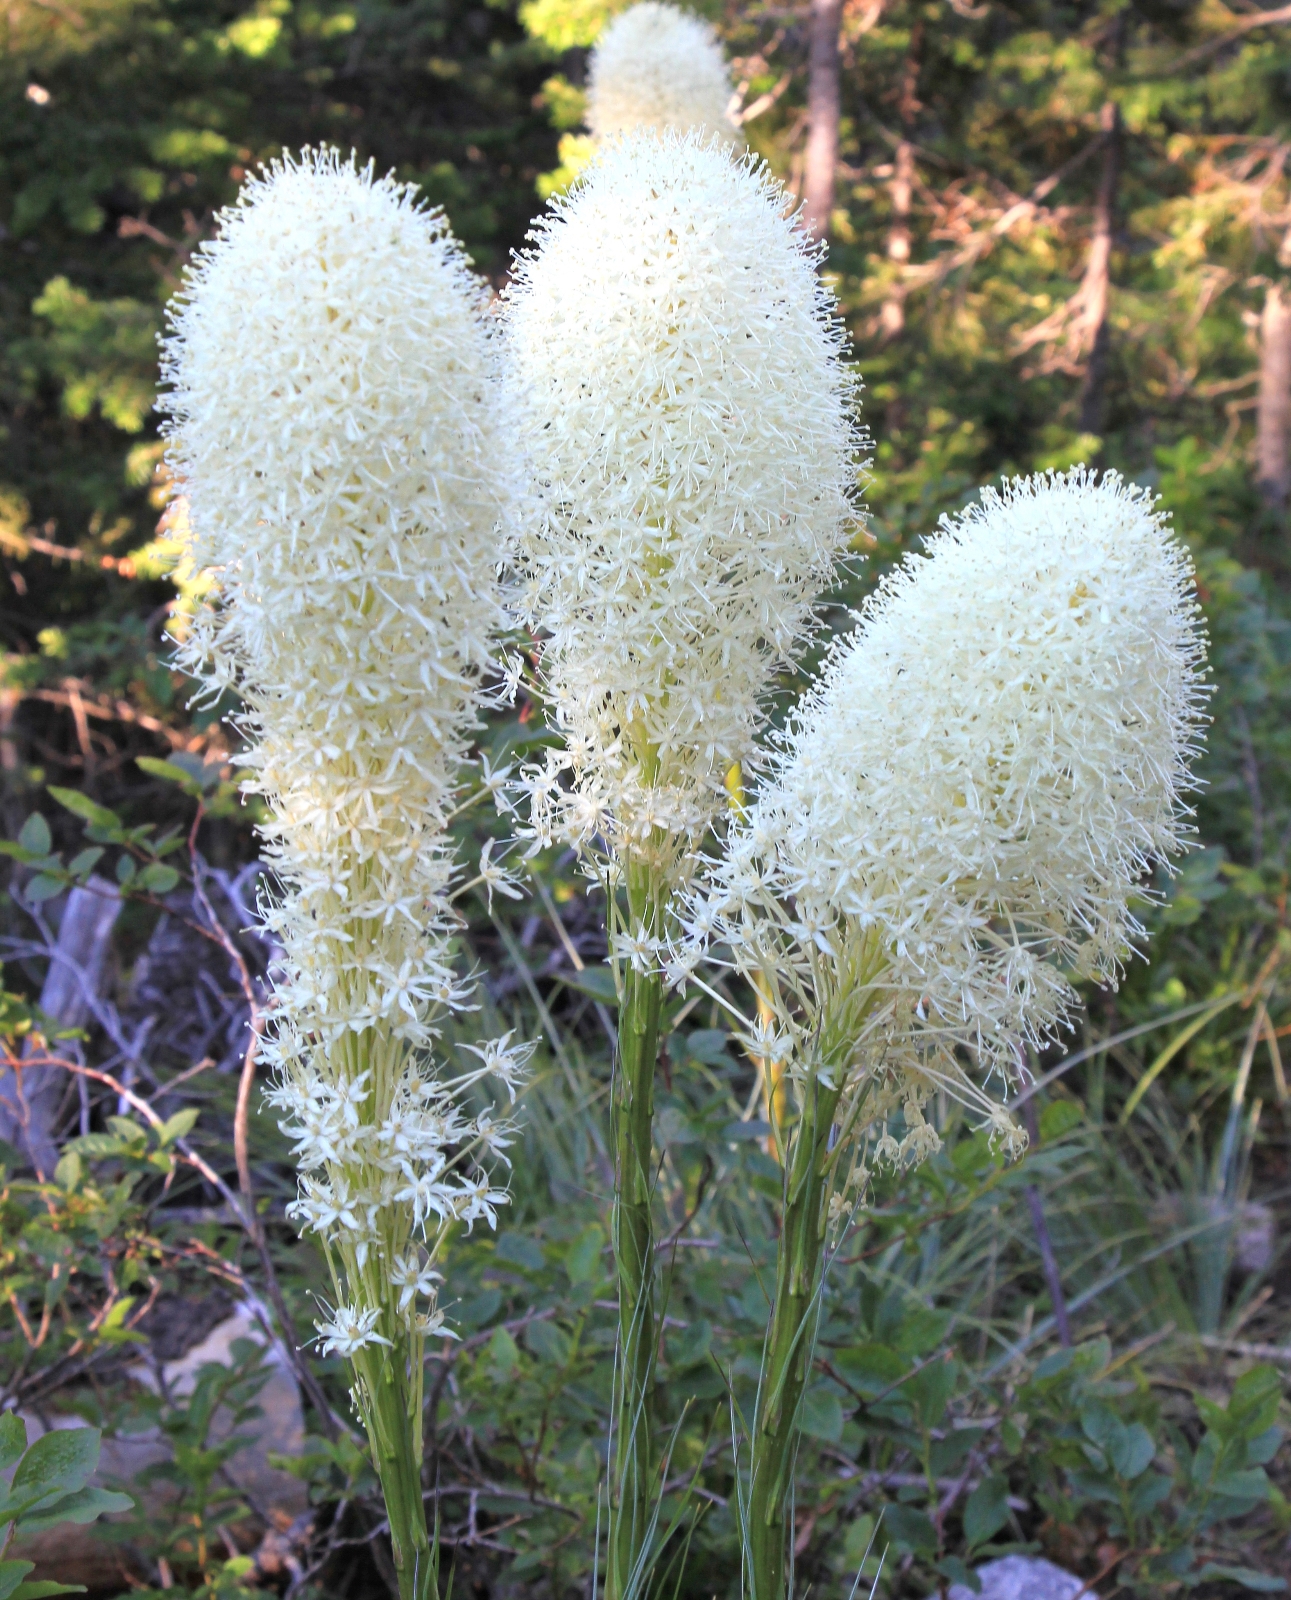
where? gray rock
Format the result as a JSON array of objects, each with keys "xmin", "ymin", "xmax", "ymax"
[
  {"xmin": 939, "ymin": 1554, "xmax": 1094, "ymax": 1600},
  {"xmin": 1235, "ymin": 1201, "xmax": 1276, "ymax": 1274}
]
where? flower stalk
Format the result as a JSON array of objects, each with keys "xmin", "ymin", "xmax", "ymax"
[
  {"xmin": 747, "ymin": 1067, "xmax": 840, "ymax": 1600},
  {"xmin": 608, "ymin": 865, "xmax": 667, "ymax": 1600},
  {"xmin": 160, "ymin": 149, "xmax": 524, "ymax": 1600},
  {"xmin": 505, "ymin": 131, "xmax": 862, "ymax": 1593},
  {"xmin": 686, "ymin": 470, "xmax": 1208, "ymax": 1600}
]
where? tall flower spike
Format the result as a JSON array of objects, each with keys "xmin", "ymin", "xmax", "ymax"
[
  {"xmin": 506, "ymin": 129, "xmax": 864, "ymax": 884},
  {"xmin": 587, "ymin": 2, "xmax": 740, "ymax": 145},
  {"xmin": 504, "ymin": 128, "xmax": 863, "ymax": 1600},
  {"xmin": 159, "ymin": 148, "xmax": 523, "ymax": 1600},
  {"xmin": 696, "ymin": 467, "xmax": 1209, "ymax": 1138},
  {"xmin": 699, "ymin": 469, "xmax": 1209, "ymax": 1600}
]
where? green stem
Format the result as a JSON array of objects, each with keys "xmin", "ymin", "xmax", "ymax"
[
  {"xmin": 747, "ymin": 1073, "xmax": 842, "ymax": 1600},
  {"xmin": 359, "ymin": 1335, "xmax": 435, "ymax": 1600},
  {"xmin": 607, "ymin": 866, "xmax": 664, "ymax": 1600}
]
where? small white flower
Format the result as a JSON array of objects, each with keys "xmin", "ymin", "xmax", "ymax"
[
  {"xmin": 662, "ymin": 946, "xmax": 701, "ymax": 992},
  {"xmin": 475, "ymin": 1109, "xmax": 516, "ymax": 1163},
  {"xmin": 739, "ymin": 1018, "xmax": 798, "ymax": 1064},
  {"xmin": 461, "ymin": 1031, "xmax": 535, "ymax": 1103},
  {"xmin": 480, "ymin": 753, "xmax": 516, "ymax": 813},
  {"xmin": 987, "ymin": 1106, "xmax": 1028, "ymax": 1160},
  {"xmin": 396, "ymin": 1169, "xmax": 459, "ymax": 1232},
  {"xmin": 415, "ymin": 1305, "xmax": 460, "ymax": 1340},
  {"xmin": 476, "ymin": 838, "xmax": 525, "ymax": 910},
  {"xmin": 610, "ymin": 928, "xmax": 663, "ymax": 974},
  {"xmin": 456, "ymin": 1178, "xmax": 509, "ymax": 1233},
  {"xmin": 388, "ymin": 1254, "xmax": 444, "ymax": 1316},
  {"xmin": 314, "ymin": 1304, "xmax": 392, "ymax": 1357}
]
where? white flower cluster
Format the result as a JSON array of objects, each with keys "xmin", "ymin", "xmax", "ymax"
[
  {"xmin": 688, "ymin": 470, "xmax": 1208, "ymax": 1152},
  {"xmin": 160, "ymin": 149, "xmax": 526, "ymax": 1349},
  {"xmin": 505, "ymin": 132, "xmax": 863, "ymax": 883},
  {"xmin": 587, "ymin": 3, "xmax": 739, "ymax": 145}
]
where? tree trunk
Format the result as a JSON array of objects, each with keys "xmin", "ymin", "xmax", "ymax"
[
  {"xmin": 879, "ymin": 31, "xmax": 920, "ymax": 338},
  {"xmin": 879, "ymin": 138, "xmax": 913, "ymax": 338},
  {"xmin": 1256, "ymin": 281, "xmax": 1291, "ymax": 509},
  {"xmin": 802, "ymin": 0, "xmax": 843, "ymax": 242},
  {"xmin": 0, "ymin": 878, "xmax": 121, "ymax": 1177},
  {"xmin": 1077, "ymin": 101, "xmax": 1122, "ymax": 438}
]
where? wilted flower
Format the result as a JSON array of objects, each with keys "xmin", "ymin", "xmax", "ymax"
[
  {"xmin": 587, "ymin": 2, "xmax": 739, "ymax": 145},
  {"xmin": 690, "ymin": 469, "xmax": 1209, "ymax": 1144},
  {"xmin": 505, "ymin": 130, "xmax": 864, "ymax": 885}
]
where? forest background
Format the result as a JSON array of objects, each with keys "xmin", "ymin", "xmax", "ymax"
[{"xmin": 1, "ymin": 0, "xmax": 1290, "ymax": 1597}]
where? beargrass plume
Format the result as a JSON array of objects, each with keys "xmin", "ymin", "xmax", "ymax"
[
  {"xmin": 587, "ymin": 2, "xmax": 740, "ymax": 145},
  {"xmin": 506, "ymin": 129, "xmax": 865, "ymax": 900},
  {"xmin": 688, "ymin": 469, "xmax": 1209, "ymax": 1175},
  {"xmin": 158, "ymin": 149, "xmax": 530, "ymax": 1600}
]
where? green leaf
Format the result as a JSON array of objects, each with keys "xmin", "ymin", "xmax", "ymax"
[
  {"xmin": 799, "ymin": 1389, "xmax": 843, "ymax": 1443},
  {"xmin": 1033, "ymin": 1346, "xmax": 1075, "ymax": 1381},
  {"xmin": 722, "ymin": 1118, "xmax": 772, "ymax": 1142},
  {"xmin": 834, "ymin": 1341, "xmax": 907, "ymax": 1395},
  {"xmin": 494, "ymin": 1231, "xmax": 545, "ymax": 1271},
  {"xmin": 156, "ymin": 1107, "xmax": 198, "ymax": 1147},
  {"xmin": 114, "ymin": 857, "xmax": 135, "ymax": 886},
  {"xmin": 842, "ymin": 1514, "xmax": 877, "ymax": 1570},
  {"xmin": 486, "ymin": 1326, "xmax": 520, "ymax": 1381},
  {"xmin": 23, "ymin": 875, "xmax": 64, "ymax": 903},
  {"xmin": 883, "ymin": 1502, "xmax": 937, "ymax": 1556},
  {"xmin": 17, "ymin": 815, "xmax": 50, "ymax": 857},
  {"xmin": 46, "ymin": 789, "xmax": 120, "ymax": 834},
  {"xmin": 1129, "ymin": 1471, "xmax": 1173, "ymax": 1516},
  {"xmin": 963, "ymin": 1474, "xmax": 1010, "ymax": 1547},
  {"xmin": 559, "ymin": 966, "xmax": 618, "ymax": 1004},
  {"xmin": 524, "ymin": 1319, "xmax": 569, "ymax": 1365},
  {"xmin": 454, "ymin": 1288, "xmax": 502, "ymax": 1331},
  {"xmin": 0, "ymin": 1562, "xmax": 35, "ymax": 1600},
  {"xmin": 14, "ymin": 1584, "xmax": 88, "ymax": 1599},
  {"xmin": 98, "ymin": 1297, "xmax": 137, "ymax": 1335},
  {"xmin": 63, "ymin": 1132, "xmax": 125, "ymax": 1158},
  {"xmin": 1110, "ymin": 1422, "xmax": 1154, "ymax": 1480},
  {"xmin": 936, "ymin": 1557, "xmax": 981, "ymax": 1593},
  {"xmin": 135, "ymin": 756, "xmax": 204, "ymax": 796},
  {"xmin": 1212, "ymin": 1467, "xmax": 1270, "ymax": 1501},
  {"xmin": 905, "ymin": 1354, "xmax": 957, "ymax": 1430},
  {"xmin": 684, "ymin": 1028, "xmax": 732, "ymax": 1065},
  {"xmin": 1247, "ymin": 1425, "xmax": 1283, "ymax": 1466},
  {"xmin": 16, "ymin": 1485, "xmax": 132, "ymax": 1535},
  {"xmin": 53, "ymin": 1152, "xmax": 81, "ymax": 1192},
  {"xmin": 12, "ymin": 1426, "xmax": 100, "ymax": 1497},
  {"xmin": 1227, "ymin": 1365, "xmax": 1283, "ymax": 1435},
  {"xmin": 1039, "ymin": 1099, "xmax": 1082, "ymax": 1140},
  {"xmin": 0, "ymin": 1413, "xmax": 28, "ymax": 1472},
  {"xmin": 137, "ymin": 863, "xmax": 179, "ymax": 895},
  {"xmin": 1195, "ymin": 1566, "xmax": 1286, "ymax": 1592},
  {"xmin": 65, "ymin": 848, "xmax": 103, "ymax": 878},
  {"xmin": 564, "ymin": 1224, "xmax": 603, "ymax": 1285}
]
